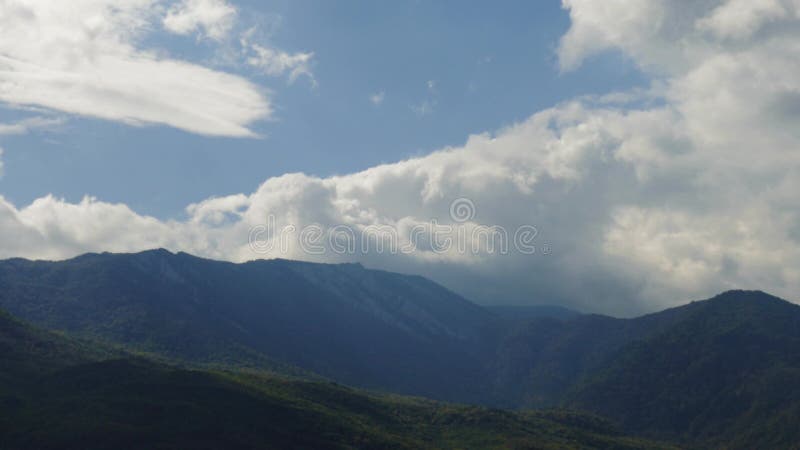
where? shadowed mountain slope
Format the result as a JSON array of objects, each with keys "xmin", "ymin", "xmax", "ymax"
[
  {"xmin": 0, "ymin": 308, "xmax": 670, "ymax": 450},
  {"xmin": 491, "ymin": 290, "xmax": 800, "ymax": 447},
  {"xmin": 564, "ymin": 291, "xmax": 800, "ymax": 448},
  {"xmin": 0, "ymin": 249, "xmax": 496, "ymax": 402}
]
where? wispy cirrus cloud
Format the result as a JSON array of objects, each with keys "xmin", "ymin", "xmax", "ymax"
[
  {"xmin": 0, "ymin": 117, "xmax": 64, "ymax": 136},
  {"xmin": 239, "ymin": 27, "xmax": 315, "ymax": 86},
  {"xmin": 0, "ymin": 0, "xmax": 281, "ymax": 137}
]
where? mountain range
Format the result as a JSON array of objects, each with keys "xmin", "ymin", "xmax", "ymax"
[
  {"xmin": 0, "ymin": 249, "xmax": 494, "ymax": 402},
  {"xmin": 1, "ymin": 249, "xmax": 799, "ymax": 448}
]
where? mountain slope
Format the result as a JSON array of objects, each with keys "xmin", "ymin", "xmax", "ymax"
[
  {"xmin": 489, "ymin": 309, "xmax": 687, "ymax": 407},
  {"xmin": 485, "ymin": 304, "xmax": 581, "ymax": 322},
  {"xmin": 0, "ymin": 307, "xmax": 117, "ymax": 392},
  {"xmin": 564, "ymin": 290, "xmax": 800, "ymax": 448},
  {"xmin": 0, "ymin": 308, "xmax": 669, "ymax": 450},
  {"xmin": 0, "ymin": 249, "xmax": 496, "ymax": 403},
  {"xmin": 487, "ymin": 290, "xmax": 800, "ymax": 448}
]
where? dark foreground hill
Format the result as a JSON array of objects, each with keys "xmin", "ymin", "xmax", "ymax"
[{"xmin": 0, "ymin": 309, "xmax": 667, "ymax": 450}]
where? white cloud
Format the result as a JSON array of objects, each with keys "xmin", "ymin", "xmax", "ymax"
[
  {"xmin": 12, "ymin": 195, "xmax": 178, "ymax": 259},
  {"xmin": 0, "ymin": 117, "xmax": 64, "ymax": 136},
  {"xmin": 237, "ymin": 25, "xmax": 315, "ymax": 85},
  {"xmin": 370, "ymin": 91, "xmax": 385, "ymax": 106},
  {"xmin": 244, "ymin": 43, "xmax": 315, "ymax": 85},
  {"xmin": 558, "ymin": 0, "xmax": 679, "ymax": 73},
  {"xmin": 0, "ymin": 0, "xmax": 271, "ymax": 137},
  {"xmin": 696, "ymin": 0, "xmax": 787, "ymax": 40},
  {"xmin": 3, "ymin": 0, "xmax": 800, "ymax": 315},
  {"xmin": 163, "ymin": 0, "xmax": 237, "ymax": 41}
]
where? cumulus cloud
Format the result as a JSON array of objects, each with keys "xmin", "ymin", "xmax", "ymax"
[
  {"xmin": 163, "ymin": 0, "xmax": 237, "ymax": 41},
  {"xmin": 3, "ymin": 0, "xmax": 800, "ymax": 315},
  {"xmin": 0, "ymin": 0, "xmax": 270, "ymax": 137},
  {"xmin": 696, "ymin": 0, "xmax": 788, "ymax": 40}
]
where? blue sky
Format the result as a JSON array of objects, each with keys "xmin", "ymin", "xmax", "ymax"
[
  {"xmin": 0, "ymin": 0, "xmax": 645, "ymax": 219},
  {"xmin": 2, "ymin": 0, "xmax": 798, "ymax": 315}
]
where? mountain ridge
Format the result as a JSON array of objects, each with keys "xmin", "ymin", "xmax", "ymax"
[
  {"xmin": 0, "ymin": 249, "xmax": 497, "ymax": 403},
  {"xmin": 2, "ymin": 251, "xmax": 800, "ymax": 448}
]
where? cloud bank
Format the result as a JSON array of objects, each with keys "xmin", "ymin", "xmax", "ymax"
[{"xmin": 2, "ymin": 0, "xmax": 800, "ymax": 315}]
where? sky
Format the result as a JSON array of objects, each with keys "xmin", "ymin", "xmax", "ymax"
[
  {"xmin": 1, "ymin": 0, "xmax": 799, "ymax": 315},
  {"xmin": 0, "ymin": 0, "xmax": 644, "ymax": 217}
]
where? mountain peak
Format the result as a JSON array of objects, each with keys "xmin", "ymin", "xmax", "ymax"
[
  {"xmin": 708, "ymin": 289, "xmax": 787, "ymax": 304},
  {"xmin": 136, "ymin": 248, "xmax": 175, "ymax": 257}
]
